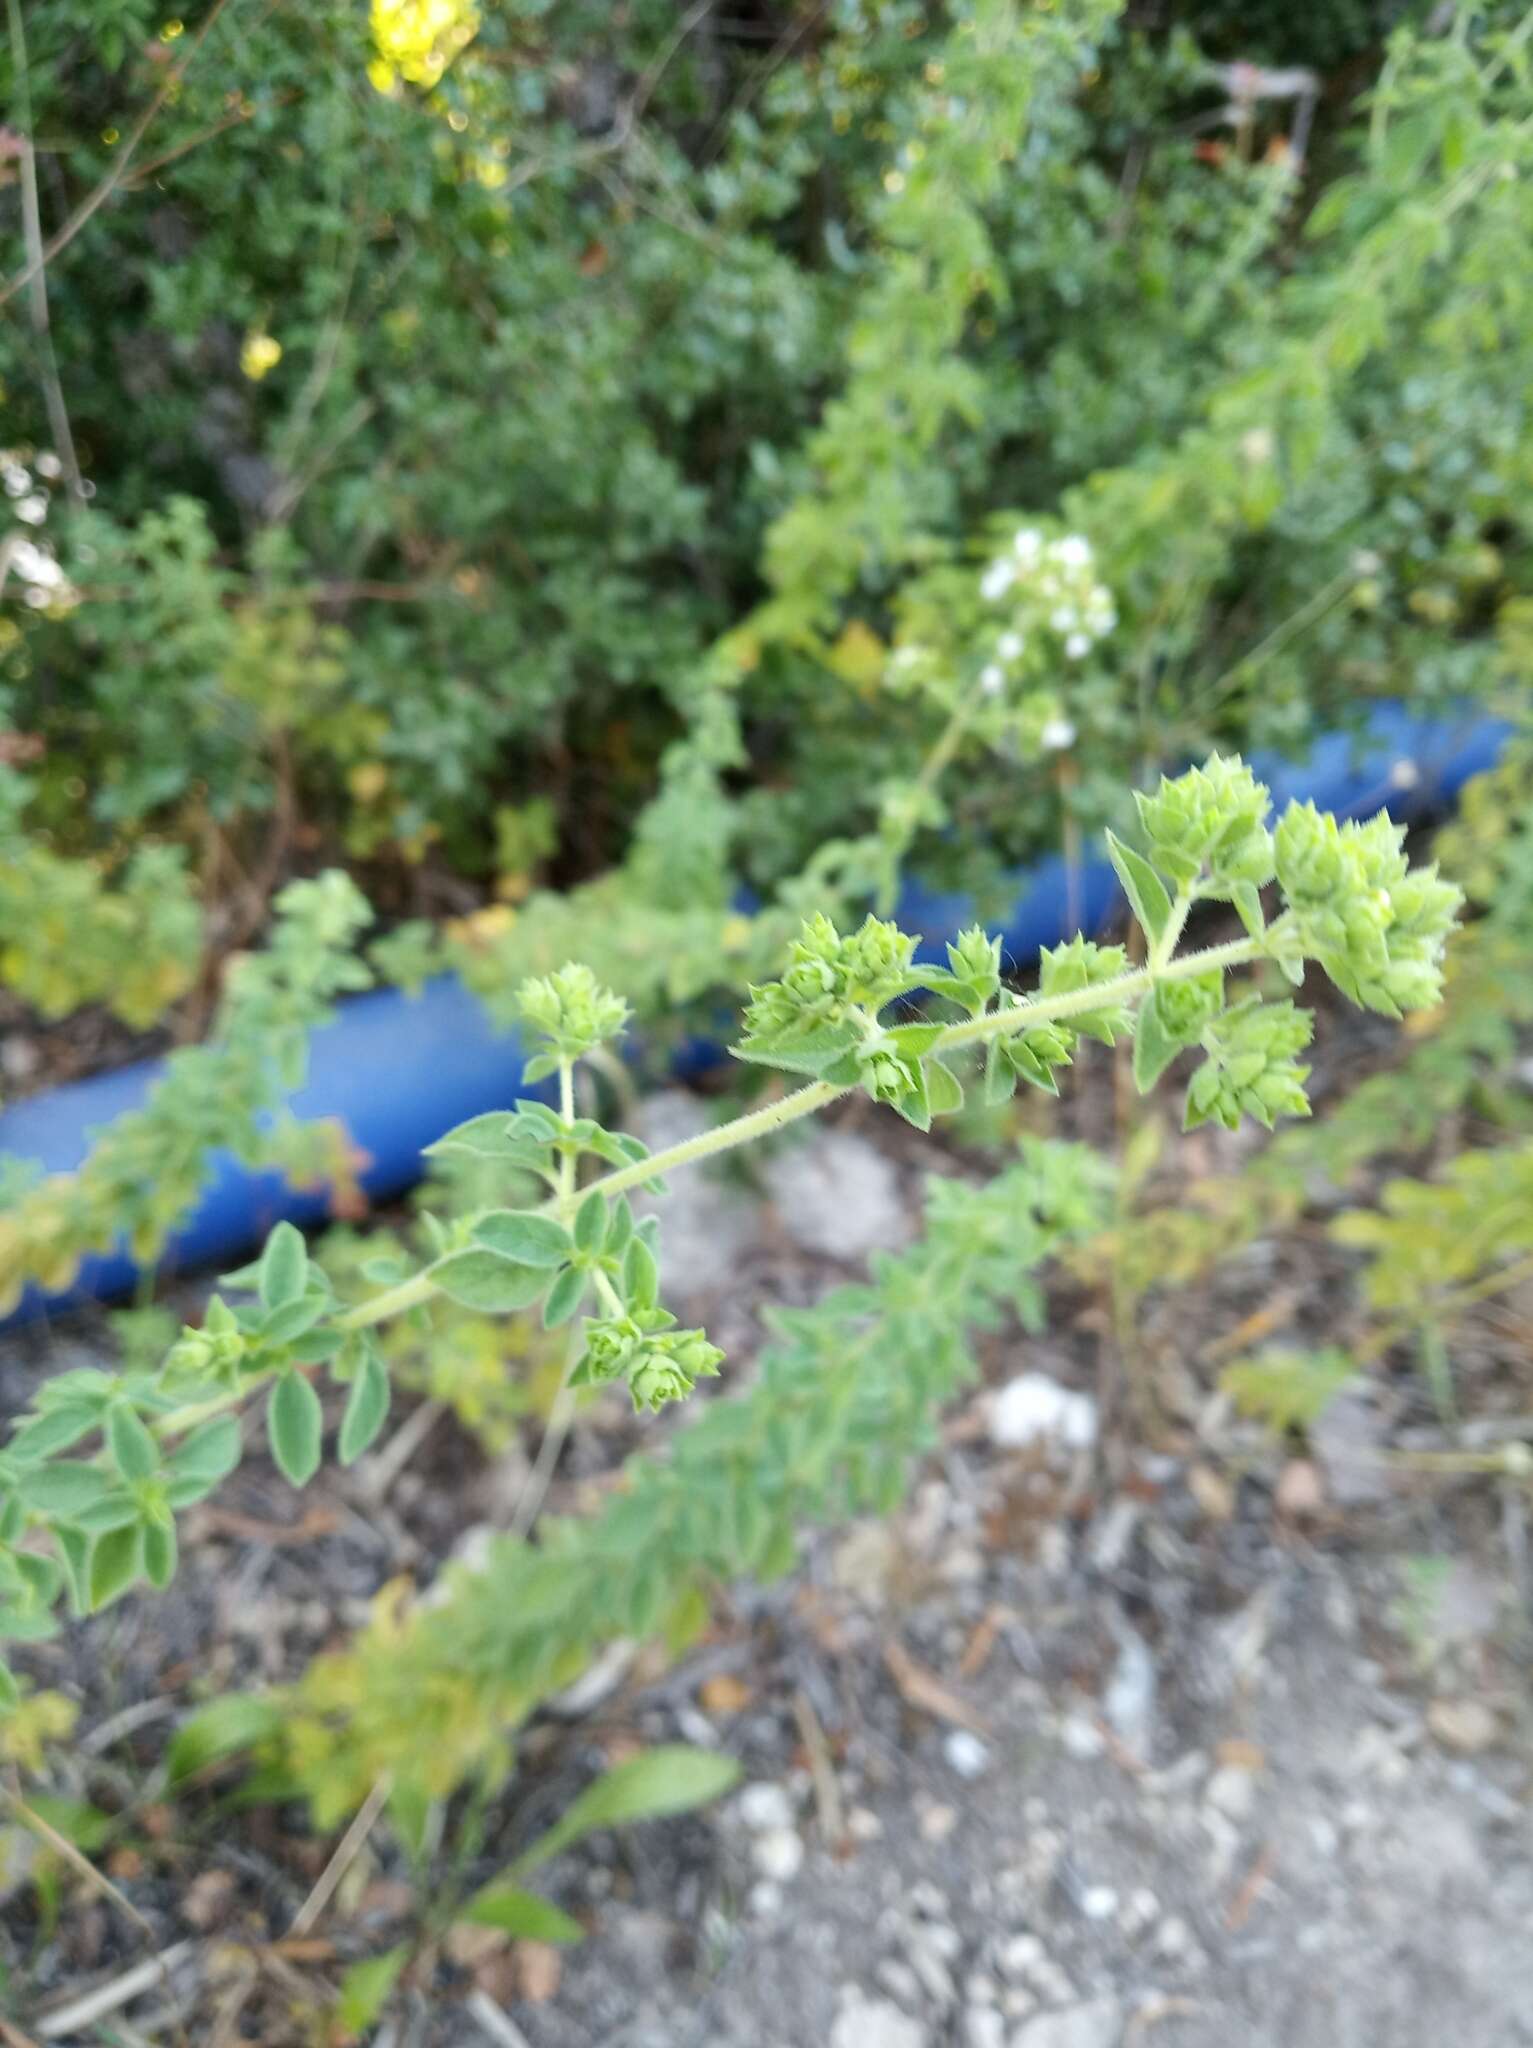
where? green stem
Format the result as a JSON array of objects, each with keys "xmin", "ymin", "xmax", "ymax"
[
  {"xmin": 934, "ymin": 934, "xmax": 1260, "ymax": 1055},
  {"xmin": 581, "ymin": 1077, "xmax": 845, "ymax": 1204},
  {"xmin": 556, "ymin": 1057, "xmax": 576, "ymax": 1216},
  {"xmin": 592, "ymin": 1268, "xmax": 626, "ymax": 1317},
  {"xmin": 334, "ymin": 933, "xmax": 1263, "ymax": 1334},
  {"xmin": 1148, "ymin": 887, "xmax": 1194, "ymax": 976}
]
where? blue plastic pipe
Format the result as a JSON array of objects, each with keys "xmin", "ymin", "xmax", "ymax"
[{"xmin": 0, "ymin": 702, "xmax": 1512, "ymax": 1326}]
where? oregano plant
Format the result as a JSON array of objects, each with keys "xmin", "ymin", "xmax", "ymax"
[{"xmin": 0, "ymin": 759, "xmax": 1460, "ymax": 1717}]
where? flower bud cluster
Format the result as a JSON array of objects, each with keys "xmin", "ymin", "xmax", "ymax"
[
  {"xmin": 742, "ymin": 913, "xmax": 919, "ymax": 1039},
  {"xmin": 1185, "ymin": 999, "xmax": 1313, "ymax": 1132},
  {"xmin": 576, "ymin": 1312, "xmax": 723, "ymax": 1413},
  {"xmin": 517, "ymin": 962, "xmax": 630, "ymax": 1060},
  {"xmin": 1273, "ymin": 803, "xmax": 1461, "ymax": 1015}
]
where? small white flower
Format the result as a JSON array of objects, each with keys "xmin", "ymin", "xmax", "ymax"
[
  {"xmin": 14, "ymin": 494, "xmax": 46, "ymax": 526},
  {"xmin": 1050, "ymin": 605, "xmax": 1079, "ymax": 633},
  {"xmin": 892, "ymin": 645, "xmax": 923, "ymax": 670},
  {"xmin": 34, "ymin": 452, "xmax": 62, "ymax": 480},
  {"xmin": 9, "ymin": 539, "xmax": 55, "ymax": 583},
  {"xmin": 979, "ymin": 664, "xmax": 1006, "ymax": 695},
  {"xmin": 1352, "ymin": 548, "xmax": 1382, "ymax": 576},
  {"xmin": 2, "ymin": 465, "xmax": 29, "ymax": 499},
  {"xmin": 1012, "ymin": 526, "xmax": 1042, "ymax": 566},
  {"xmin": 23, "ymin": 584, "xmax": 52, "ymax": 608},
  {"xmin": 1054, "ymin": 533, "xmax": 1092, "ymax": 568},
  {"xmin": 1085, "ymin": 591, "xmax": 1117, "ymax": 636},
  {"xmin": 997, "ymin": 631, "xmax": 1024, "ymax": 662},
  {"xmin": 1041, "ymin": 716, "xmax": 1077, "ymax": 750},
  {"xmin": 1240, "ymin": 426, "xmax": 1275, "ymax": 464},
  {"xmin": 980, "ymin": 558, "xmax": 1016, "ymax": 601},
  {"xmin": 1065, "ymin": 632, "xmax": 1091, "ymax": 660}
]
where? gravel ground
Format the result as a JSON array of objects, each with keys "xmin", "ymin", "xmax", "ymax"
[{"xmin": 3, "ymin": 1080, "xmax": 1531, "ymax": 2047}]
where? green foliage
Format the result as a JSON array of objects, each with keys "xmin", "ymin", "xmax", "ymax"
[
  {"xmin": 0, "ymin": 765, "xmax": 1454, "ymax": 1779},
  {"xmin": 0, "ymin": 823, "xmax": 202, "ymax": 1034},
  {"xmin": 1221, "ymin": 1347, "xmax": 1358, "ymax": 1433},
  {"xmin": 2, "ymin": 2, "xmax": 1528, "ymax": 1042},
  {"xmin": 0, "ymin": 871, "xmax": 371, "ymax": 1312},
  {"xmin": 504, "ymin": 1745, "xmax": 741, "ymax": 1879}
]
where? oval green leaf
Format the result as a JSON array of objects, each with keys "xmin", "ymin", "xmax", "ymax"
[{"xmin": 268, "ymin": 1371, "xmax": 323, "ymax": 1488}]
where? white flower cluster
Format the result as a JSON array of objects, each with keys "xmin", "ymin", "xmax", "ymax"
[
  {"xmin": 979, "ymin": 527, "xmax": 1117, "ymax": 675},
  {"xmin": 1, "ymin": 453, "xmax": 77, "ymax": 610}
]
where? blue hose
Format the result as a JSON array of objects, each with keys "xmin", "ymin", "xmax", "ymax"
[{"xmin": 0, "ymin": 703, "xmax": 1511, "ymax": 1327}]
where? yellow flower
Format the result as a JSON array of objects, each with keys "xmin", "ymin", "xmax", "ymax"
[
  {"xmin": 369, "ymin": 0, "xmax": 479, "ymax": 92},
  {"xmin": 240, "ymin": 331, "xmax": 282, "ymax": 381}
]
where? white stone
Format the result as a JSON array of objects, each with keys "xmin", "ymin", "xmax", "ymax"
[
  {"xmin": 944, "ymin": 1730, "xmax": 991, "ymax": 1780},
  {"xmin": 830, "ymin": 1989, "xmax": 929, "ymax": 2048},
  {"xmin": 988, "ymin": 1374, "xmax": 1097, "ymax": 1452},
  {"xmin": 1079, "ymin": 1884, "xmax": 1119, "ymax": 1921},
  {"xmin": 907, "ymin": 1938, "xmax": 957, "ymax": 2010},
  {"xmin": 752, "ymin": 1827, "xmax": 805, "ymax": 1881},
  {"xmin": 963, "ymin": 2010, "xmax": 1006, "ymax": 2048},
  {"xmin": 996, "ymin": 1933, "xmax": 1047, "ymax": 1983},
  {"xmin": 1154, "ymin": 1916, "xmax": 1194, "ymax": 1960},
  {"xmin": 875, "ymin": 1958, "xmax": 924, "ymax": 2010},
  {"xmin": 748, "ymin": 1880, "xmax": 783, "ymax": 1917},
  {"xmin": 762, "ymin": 1130, "xmax": 909, "ymax": 1262},
  {"xmin": 1204, "ymin": 1764, "xmax": 1257, "ymax": 1824},
  {"xmin": 1012, "ymin": 1999, "xmax": 1123, "ymax": 2048},
  {"xmin": 1058, "ymin": 1713, "xmax": 1105, "ymax": 1760},
  {"xmin": 737, "ymin": 1781, "xmax": 795, "ymax": 1833}
]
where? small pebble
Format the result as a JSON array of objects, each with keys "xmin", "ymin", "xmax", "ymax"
[
  {"xmin": 989, "ymin": 1374, "xmax": 1098, "ymax": 1451},
  {"xmin": 1121, "ymin": 1887, "xmax": 1160, "ymax": 1936},
  {"xmin": 944, "ymin": 1730, "xmax": 991, "ymax": 1780},
  {"xmin": 1154, "ymin": 1916, "xmax": 1194, "ymax": 1960},
  {"xmin": 748, "ymin": 1880, "xmax": 783, "ymax": 1917},
  {"xmin": 907, "ymin": 1939, "xmax": 957, "ymax": 2009},
  {"xmin": 875, "ymin": 1958, "xmax": 924, "ymax": 2011},
  {"xmin": 1058, "ymin": 1713, "xmax": 1105, "ymax": 1760},
  {"xmin": 737, "ymin": 1782, "xmax": 795, "ymax": 1833},
  {"xmin": 996, "ymin": 1933, "xmax": 1046, "ymax": 1983},
  {"xmin": 922, "ymin": 1923, "xmax": 963, "ymax": 1962},
  {"xmin": 1427, "ymin": 1698, "xmax": 1498, "ymax": 1755},
  {"xmin": 752, "ymin": 1828, "xmax": 805, "ymax": 1882},
  {"xmin": 963, "ymin": 2009, "xmax": 1006, "ymax": 2048},
  {"xmin": 917, "ymin": 1800, "xmax": 958, "ymax": 1843},
  {"xmin": 1079, "ymin": 1884, "xmax": 1119, "ymax": 1921},
  {"xmin": 1205, "ymin": 1764, "xmax": 1257, "ymax": 1824},
  {"xmin": 847, "ymin": 1805, "xmax": 885, "ymax": 1842},
  {"xmin": 829, "ymin": 1989, "xmax": 928, "ymax": 2048}
]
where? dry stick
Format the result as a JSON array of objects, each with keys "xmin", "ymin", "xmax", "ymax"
[
  {"xmin": 791, "ymin": 1687, "xmax": 843, "ymax": 1846},
  {"xmin": 359, "ymin": 1397, "xmax": 447, "ymax": 1501},
  {"xmin": 33, "ymin": 1942, "xmax": 195, "ymax": 2042},
  {"xmin": 7, "ymin": 1777, "xmax": 194, "ymax": 2048},
  {"xmin": 2, "ymin": 1777, "xmax": 157, "ymax": 1948},
  {"xmin": 0, "ymin": 0, "xmax": 239, "ymax": 314},
  {"xmin": 288, "ymin": 1772, "xmax": 394, "ymax": 1938},
  {"xmin": 5, "ymin": 0, "xmax": 83, "ymax": 500},
  {"xmin": 464, "ymin": 1991, "xmax": 535, "ymax": 2048}
]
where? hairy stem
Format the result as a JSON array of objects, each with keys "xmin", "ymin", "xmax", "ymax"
[{"xmin": 336, "ymin": 932, "xmax": 1264, "ymax": 1334}]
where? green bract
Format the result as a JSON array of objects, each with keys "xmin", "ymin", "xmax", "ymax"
[{"xmin": 516, "ymin": 964, "xmax": 631, "ymax": 1074}]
